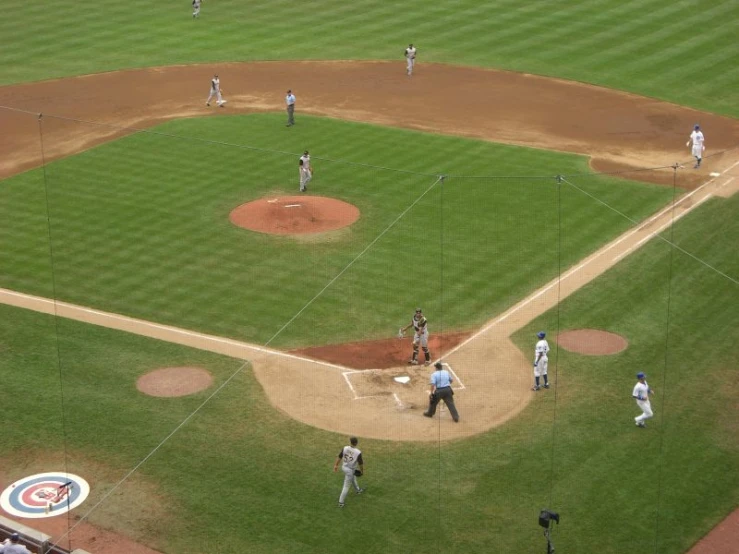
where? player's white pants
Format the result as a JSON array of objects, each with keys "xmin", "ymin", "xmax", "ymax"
[
  {"xmin": 692, "ymin": 145, "xmax": 703, "ymax": 159},
  {"xmin": 413, "ymin": 330, "xmax": 429, "ymax": 348},
  {"xmin": 300, "ymin": 169, "xmax": 312, "ymax": 191},
  {"xmin": 193, "ymin": 6, "xmax": 200, "ymax": 17},
  {"xmin": 406, "ymin": 58, "xmax": 415, "ymax": 75},
  {"xmin": 206, "ymin": 90, "xmax": 223, "ymax": 105},
  {"xmin": 339, "ymin": 466, "xmax": 360, "ymax": 503},
  {"xmin": 635, "ymin": 400, "xmax": 653, "ymax": 423},
  {"xmin": 534, "ymin": 357, "xmax": 548, "ymax": 377}
]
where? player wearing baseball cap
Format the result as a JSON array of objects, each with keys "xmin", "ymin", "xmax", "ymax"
[
  {"xmin": 532, "ymin": 331, "xmax": 550, "ymax": 391},
  {"xmin": 632, "ymin": 372, "xmax": 655, "ymax": 428}
]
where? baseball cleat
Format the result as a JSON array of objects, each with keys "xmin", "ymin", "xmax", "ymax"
[
  {"xmin": 338, "ymin": 502, "xmax": 345, "ymax": 508},
  {"xmin": 206, "ymin": 103, "xmax": 210, "ymax": 106},
  {"xmin": 636, "ymin": 421, "xmax": 646, "ymax": 428},
  {"xmin": 423, "ymin": 412, "xmax": 432, "ymax": 418},
  {"xmin": 356, "ymin": 488, "xmax": 364, "ymax": 495},
  {"xmin": 408, "ymin": 359, "xmax": 419, "ymax": 365},
  {"xmin": 543, "ymin": 383, "xmax": 550, "ymax": 389},
  {"xmin": 531, "ymin": 385, "xmax": 540, "ymax": 391}
]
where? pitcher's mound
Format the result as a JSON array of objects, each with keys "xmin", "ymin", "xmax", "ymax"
[
  {"xmin": 136, "ymin": 367, "xmax": 213, "ymax": 397},
  {"xmin": 557, "ymin": 329, "xmax": 628, "ymax": 355},
  {"xmin": 230, "ymin": 196, "xmax": 360, "ymax": 235}
]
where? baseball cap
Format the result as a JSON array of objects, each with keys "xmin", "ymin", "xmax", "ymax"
[
  {"xmin": 636, "ymin": 372, "xmax": 645, "ymax": 379},
  {"xmin": 10, "ymin": 533, "xmax": 20, "ymax": 542},
  {"xmin": 537, "ymin": 331, "xmax": 546, "ymax": 339}
]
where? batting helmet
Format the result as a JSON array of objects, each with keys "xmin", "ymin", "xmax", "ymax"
[
  {"xmin": 636, "ymin": 372, "xmax": 645, "ymax": 379},
  {"xmin": 537, "ymin": 331, "xmax": 546, "ymax": 339}
]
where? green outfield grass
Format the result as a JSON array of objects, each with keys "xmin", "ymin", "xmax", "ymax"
[
  {"xmin": 0, "ymin": 113, "xmax": 674, "ymax": 347},
  {"xmin": 1, "ymin": 191, "xmax": 735, "ymax": 554},
  {"xmin": 3, "ymin": 0, "xmax": 739, "ymax": 116}
]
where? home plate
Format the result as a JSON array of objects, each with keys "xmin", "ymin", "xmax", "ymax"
[
  {"xmin": 394, "ymin": 376, "xmax": 411, "ymax": 384},
  {"xmin": 710, "ymin": 172, "xmax": 720, "ymax": 177},
  {"xmin": 284, "ymin": 204, "xmax": 302, "ymax": 208}
]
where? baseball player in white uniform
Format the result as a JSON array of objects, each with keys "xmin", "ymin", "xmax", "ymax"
[
  {"xmin": 400, "ymin": 308, "xmax": 430, "ymax": 365},
  {"xmin": 404, "ymin": 44, "xmax": 417, "ymax": 76},
  {"xmin": 532, "ymin": 331, "xmax": 550, "ymax": 391},
  {"xmin": 632, "ymin": 372, "xmax": 654, "ymax": 427},
  {"xmin": 299, "ymin": 150, "xmax": 312, "ymax": 192},
  {"xmin": 333, "ymin": 437, "xmax": 364, "ymax": 508},
  {"xmin": 687, "ymin": 124, "xmax": 705, "ymax": 168},
  {"xmin": 0, "ymin": 533, "xmax": 31, "ymax": 554},
  {"xmin": 206, "ymin": 74, "xmax": 225, "ymax": 107},
  {"xmin": 192, "ymin": 0, "xmax": 201, "ymax": 18}
]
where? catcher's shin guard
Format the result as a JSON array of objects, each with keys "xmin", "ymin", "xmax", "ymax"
[
  {"xmin": 412, "ymin": 345, "xmax": 419, "ymax": 360},
  {"xmin": 422, "ymin": 347, "xmax": 430, "ymax": 361}
]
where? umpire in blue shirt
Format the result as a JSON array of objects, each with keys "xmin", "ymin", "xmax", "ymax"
[{"xmin": 423, "ymin": 362, "xmax": 459, "ymax": 422}]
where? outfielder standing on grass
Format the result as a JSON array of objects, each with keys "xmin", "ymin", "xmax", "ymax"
[
  {"xmin": 333, "ymin": 437, "xmax": 364, "ymax": 508},
  {"xmin": 687, "ymin": 124, "xmax": 705, "ymax": 168},
  {"xmin": 192, "ymin": 0, "xmax": 201, "ymax": 18},
  {"xmin": 404, "ymin": 43, "xmax": 417, "ymax": 76},
  {"xmin": 633, "ymin": 372, "xmax": 654, "ymax": 428},
  {"xmin": 299, "ymin": 150, "xmax": 312, "ymax": 192},
  {"xmin": 532, "ymin": 331, "xmax": 550, "ymax": 391},
  {"xmin": 400, "ymin": 308, "xmax": 430, "ymax": 365}
]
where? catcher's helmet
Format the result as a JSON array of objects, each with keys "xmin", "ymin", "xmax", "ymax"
[
  {"xmin": 636, "ymin": 372, "xmax": 646, "ymax": 379},
  {"xmin": 537, "ymin": 331, "xmax": 546, "ymax": 339}
]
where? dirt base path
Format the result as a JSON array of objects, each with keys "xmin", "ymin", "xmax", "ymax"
[{"xmin": 1, "ymin": 61, "xmax": 738, "ymax": 182}]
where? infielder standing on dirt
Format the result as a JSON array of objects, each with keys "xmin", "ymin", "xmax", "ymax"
[
  {"xmin": 687, "ymin": 124, "xmax": 705, "ymax": 168},
  {"xmin": 333, "ymin": 437, "xmax": 364, "ymax": 508},
  {"xmin": 206, "ymin": 74, "xmax": 225, "ymax": 107},
  {"xmin": 299, "ymin": 150, "xmax": 312, "ymax": 192},
  {"xmin": 633, "ymin": 372, "xmax": 654, "ymax": 428},
  {"xmin": 404, "ymin": 43, "xmax": 417, "ymax": 76},
  {"xmin": 400, "ymin": 308, "xmax": 430, "ymax": 365},
  {"xmin": 532, "ymin": 331, "xmax": 550, "ymax": 391},
  {"xmin": 192, "ymin": 0, "xmax": 201, "ymax": 18}
]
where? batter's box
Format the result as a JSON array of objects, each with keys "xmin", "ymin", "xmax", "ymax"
[{"xmin": 343, "ymin": 363, "xmax": 463, "ymax": 400}]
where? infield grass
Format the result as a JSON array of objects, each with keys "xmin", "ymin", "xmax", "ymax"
[
  {"xmin": 2, "ymin": 0, "xmax": 739, "ymax": 116},
  {"xmin": 1, "ymin": 192, "xmax": 736, "ymax": 554},
  {"xmin": 0, "ymin": 113, "xmax": 676, "ymax": 347}
]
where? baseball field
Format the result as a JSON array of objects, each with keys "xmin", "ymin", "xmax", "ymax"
[{"xmin": 0, "ymin": 1, "xmax": 737, "ymax": 553}]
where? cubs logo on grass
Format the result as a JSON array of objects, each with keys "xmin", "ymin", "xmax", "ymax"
[{"xmin": 0, "ymin": 472, "xmax": 90, "ymax": 519}]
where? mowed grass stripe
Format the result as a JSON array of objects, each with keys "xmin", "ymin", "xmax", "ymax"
[
  {"xmin": 0, "ymin": 114, "xmax": 672, "ymax": 347},
  {"xmin": 2, "ymin": 0, "xmax": 738, "ymax": 116}
]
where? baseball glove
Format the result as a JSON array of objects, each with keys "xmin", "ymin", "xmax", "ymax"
[{"xmin": 354, "ymin": 469, "xmax": 363, "ymax": 477}]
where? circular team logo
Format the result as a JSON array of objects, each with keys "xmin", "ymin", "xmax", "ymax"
[{"xmin": 1, "ymin": 472, "xmax": 90, "ymax": 519}]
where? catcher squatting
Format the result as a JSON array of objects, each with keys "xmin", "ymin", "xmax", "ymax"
[
  {"xmin": 333, "ymin": 437, "xmax": 364, "ymax": 508},
  {"xmin": 399, "ymin": 308, "xmax": 431, "ymax": 365}
]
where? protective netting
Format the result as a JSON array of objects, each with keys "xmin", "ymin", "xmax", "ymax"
[{"xmin": 0, "ymin": 108, "xmax": 737, "ymax": 554}]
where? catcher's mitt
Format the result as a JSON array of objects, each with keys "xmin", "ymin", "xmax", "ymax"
[
  {"xmin": 398, "ymin": 328, "xmax": 405, "ymax": 339},
  {"xmin": 354, "ymin": 469, "xmax": 363, "ymax": 477}
]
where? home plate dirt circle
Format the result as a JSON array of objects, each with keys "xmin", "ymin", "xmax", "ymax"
[
  {"xmin": 230, "ymin": 196, "xmax": 361, "ymax": 235},
  {"xmin": 557, "ymin": 329, "xmax": 629, "ymax": 355},
  {"xmin": 136, "ymin": 367, "xmax": 214, "ymax": 397}
]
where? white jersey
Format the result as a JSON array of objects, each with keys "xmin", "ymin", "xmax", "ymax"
[
  {"xmin": 535, "ymin": 339, "xmax": 550, "ymax": 361},
  {"xmin": 340, "ymin": 446, "xmax": 362, "ymax": 470},
  {"xmin": 0, "ymin": 544, "xmax": 32, "ymax": 554},
  {"xmin": 210, "ymin": 77, "xmax": 220, "ymax": 92},
  {"xmin": 299, "ymin": 154, "xmax": 311, "ymax": 172},
  {"xmin": 193, "ymin": 0, "xmax": 201, "ymax": 8},
  {"xmin": 632, "ymin": 381, "xmax": 650, "ymax": 401},
  {"xmin": 405, "ymin": 47, "xmax": 417, "ymax": 60},
  {"xmin": 689, "ymin": 130, "xmax": 704, "ymax": 148}
]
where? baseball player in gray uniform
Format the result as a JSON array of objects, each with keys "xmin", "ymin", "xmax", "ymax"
[
  {"xmin": 400, "ymin": 308, "xmax": 430, "ymax": 365},
  {"xmin": 532, "ymin": 331, "xmax": 550, "ymax": 391},
  {"xmin": 333, "ymin": 437, "xmax": 364, "ymax": 508},
  {"xmin": 687, "ymin": 124, "xmax": 705, "ymax": 168},
  {"xmin": 632, "ymin": 372, "xmax": 654, "ymax": 427},
  {"xmin": 404, "ymin": 44, "xmax": 417, "ymax": 76},
  {"xmin": 192, "ymin": 0, "xmax": 201, "ymax": 18},
  {"xmin": 206, "ymin": 74, "xmax": 225, "ymax": 107},
  {"xmin": 299, "ymin": 151, "xmax": 312, "ymax": 192}
]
